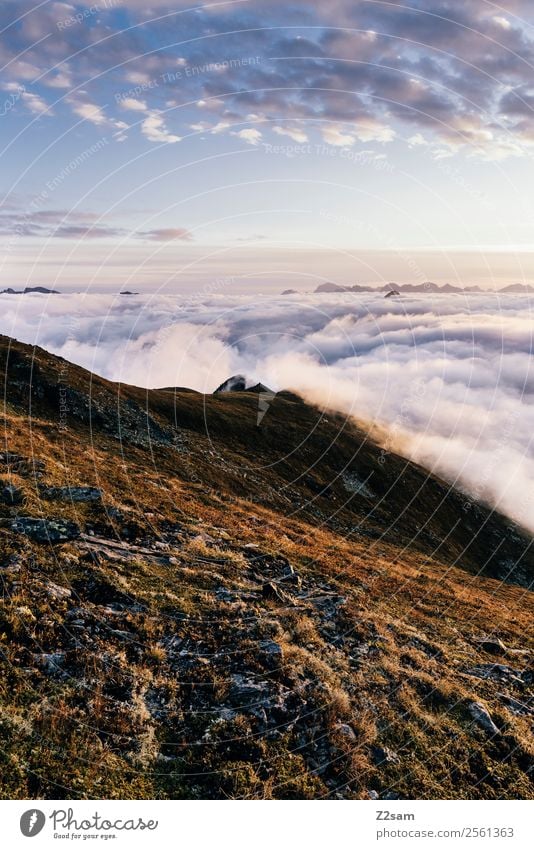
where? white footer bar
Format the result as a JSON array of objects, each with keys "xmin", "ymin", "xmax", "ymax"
[{"xmin": 0, "ymin": 799, "xmax": 531, "ymax": 849}]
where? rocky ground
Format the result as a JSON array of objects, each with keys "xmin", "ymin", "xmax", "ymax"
[{"xmin": 0, "ymin": 334, "xmax": 532, "ymax": 799}]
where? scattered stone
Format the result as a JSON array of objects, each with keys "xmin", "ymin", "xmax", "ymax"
[
  {"xmin": 467, "ymin": 701, "xmax": 500, "ymax": 736},
  {"xmin": 44, "ymin": 581, "xmax": 72, "ymax": 600},
  {"xmin": 215, "ymin": 587, "xmax": 235, "ymax": 602},
  {"xmin": 351, "ymin": 643, "xmax": 370, "ymax": 659},
  {"xmin": 227, "ymin": 674, "xmax": 278, "ymax": 720},
  {"xmin": 0, "ymin": 483, "xmax": 24, "ymax": 505},
  {"xmin": 78, "ymin": 534, "xmax": 172, "ymax": 566},
  {"xmin": 258, "ymin": 640, "xmax": 283, "ymax": 668},
  {"xmin": 336, "ymin": 723, "xmax": 357, "ymax": 742},
  {"xmin": 10, "ymin": 516, "xmax": 80, "ymax": 543},
  {"xmin": 39, "ymin": 485, "xmax": 103, "ymax": 503},
  {"xmin": 342, "ymin": 472, "xmax": 375, "ymax": 498},
  {"xmin": 262, "ymin": 582, "xmax": 292, "ymax": 604},
  {"xmin": 475, "ymin": 636, "xmax": 507, "ymax": 656},
  {"xmin": 0, "ymin": 453, "xmax": 45, "ymax": 478},
  {"xmin": 279, "ymin": 564, "xmax": 302, "ymax": 588},
  {"xmin": 371, "ymin": 745, "xmax": 400, "ymax": 766},
  {"xmin": 499, "ymin": 695, "xmax": 534, "ymax": 716},
  {"xmin": 14, "ymin": 605, "xmax": 35, "ymax": 622},
  {"xmin": 35, "ymin": 652, "xmax": 65, "ymax": 677},
  {"xmin": 464, "ymin": 664, "xmax": 523, "ymax": 686}
]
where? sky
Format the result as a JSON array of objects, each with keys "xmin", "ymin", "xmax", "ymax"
[{"xmin": 1, "ymin": 0, "xmax": 534, "ymax": 292}]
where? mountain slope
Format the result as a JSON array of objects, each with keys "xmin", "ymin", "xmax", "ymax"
[{"xmin": 0, "ymin": 334, "xmax": 532, "ymax": 800}]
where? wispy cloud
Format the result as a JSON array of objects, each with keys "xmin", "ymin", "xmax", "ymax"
[
  {"xmin": 136, "ymin": 227, "xmax": 193, "ymax": 241},
  {"xmin": 141, "ymin": 112, "xmax": 181, "ymax": 144}
]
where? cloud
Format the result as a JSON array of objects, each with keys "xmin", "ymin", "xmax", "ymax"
[
  {"xmin": 120, "ymin": 97, "xmax": 148, "ymax": 112},
  {"xmin": 0, "ymin": 207, "xmax": 125, "ymax": 239},
  {"xmin": 52, "ymin": 225, "xmax": 126, "ymax": 239},
  {"xmin": 141, "ymin": 112, "xmax": 181, "ymax": 144},
  {"xmin": 70, "ymin": 101, "xmax": 107, "ymax": 126},
  {"xmin": 321, "ymin": 125, "xmax": 356, "ymax": 147},
  {"xmin": 3, "ymin": 290, "xmax": 534, "ymax": 532},
  {"xmin": 21, "ymin": 90, "xmax": 51, "ymax": 115},
  {"xmin": 136, "ymin": 228, "xmax": 193, "ymax": 241},
  {"xmin": 1, "ymin": 0, "xmax": 534, "ymax": 158},
  {"xmin": 273, "ymin": 125, "xmax": 309, "ymax": 143},
  {"xmin": 0, "ymin": 207, "xmax": 193, "ymax": 242},
  {"xmin": 233, "ymin": 127, "xmax": 263, "ymax": 145}
]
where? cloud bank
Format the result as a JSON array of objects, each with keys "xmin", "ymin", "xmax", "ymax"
[{"xmin": 2, "ymin": 290, "xmax": 534, "ymax": 531}]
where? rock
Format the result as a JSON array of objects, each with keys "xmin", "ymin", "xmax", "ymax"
[
  {"xmin": 15, "ymin": 605, "xmax": 35, "ymax": 622},
  {"xmin": 476, "ymin": 636, "xmax": 507, "ymax": 656},
  {"xmin": 39, "ymin": 485, "xmax": 103, "ymax": 503},
  {"xmin": 371, "ymin": 745, "xmax": 400, "ymax": 766},
  {"xmin": 342, "ymin": 472, "xmax": 375, "ymax": 498},
  {"xmin": 44, "ymin": 581, "xmax": 72, "ymax": 600},
  {"xmin": 214, "ymin": 374, "xmax": 247, "ymax": 393},
  {"xmin": 0, "ymin": 483, "xmax": 24, "ymax": 505},
  {"xmin": 10, "ymin": 517, "xmax": 80, "ymax": 543},
  {"xmin": 464, "ymin": 664, "xmax": 523, "ymax": 685},
  {"xmin": 367, "ymin": 789, "xmax": 379, "ymax": 799},
  {"xmin": 217, "ymin": 708, "xmax": 237, "ymax": 721},
  {"xmin": 228, "ymin": 675, "xmax": 271, "ymax": 706},
  {"xmin": 78, "ymin": 534, "xmax": 171, "ymax": 566},
  {"xmin": 499, "ymin": 695, "xmax": 534, "ymax": 716},
  {"xmin": 467, "ymin": 701, "xmax": 500, "ymax": 736},
  {"xmin": 352, "ymin": 643, "xmax": 370, "ymax": 658},
  {"xmin": 35, "ymin": 652, "xmax": 65, "ymax": 677},
  {"xmin": 0, "ymin": 453, "xmax": 45, "ymax": 477},
  {"xmin": 279, "ymin": 564, "xmax": 302, "ymax": 588},
  {"xmin": 227, "ymin": 674, "xmax": 278, "ymax": 720},
  {"xmin": 258, "ymin": 640, "xmax": 283, "ymax": 668},
  {"xmin": 262, "ymin": 582, "xmax": 292, "ymax": 604},
  {"xmin": 336, "ymin": 723, "xmax": 357, "ymax": 741}
]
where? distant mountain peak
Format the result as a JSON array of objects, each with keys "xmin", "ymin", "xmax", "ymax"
[
  {"xmin": 214, "ymin": 374, "xmax": 247, "ymax": 393},
  {"xmin": 310, "ymin": 281, "xmax": 534, "ymax": 295},
  {"xmin": 214, "ymin": 374, "xmax": 274, "ymax": 394},
  {"xmin": 0, "ymin": 286, "xmax": 59, "ymax": 295}
]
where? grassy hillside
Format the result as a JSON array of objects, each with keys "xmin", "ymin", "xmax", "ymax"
[{"xmin": 0, "ymin": 334, "xmax": 532, "ymax": 799}]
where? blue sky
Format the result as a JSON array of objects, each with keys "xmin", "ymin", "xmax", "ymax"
[{"xmin": 2, "ymin": 0, "xmax": 534, "ymax": 291}]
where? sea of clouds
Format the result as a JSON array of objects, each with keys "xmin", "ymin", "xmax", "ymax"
[{"xmin": 2, "ymin": 290, "xmax": 534, "ymax": 531}]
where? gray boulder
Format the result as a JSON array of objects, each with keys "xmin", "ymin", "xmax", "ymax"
[
  {"xmin": 467, "ymin": 701, "xmax": 500, "ymax": 736},
  {"xmin": 39, "ymin": 486, "xmax": 102, "ymax": 503},
  {"xmin": 10, "ymin": 516, "xmax": 80, "ymax": 543}
]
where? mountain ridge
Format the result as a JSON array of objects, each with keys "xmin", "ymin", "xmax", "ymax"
[{"xmin": 301, "ymin": 282, "xmax": 534, "ymax": 295}]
